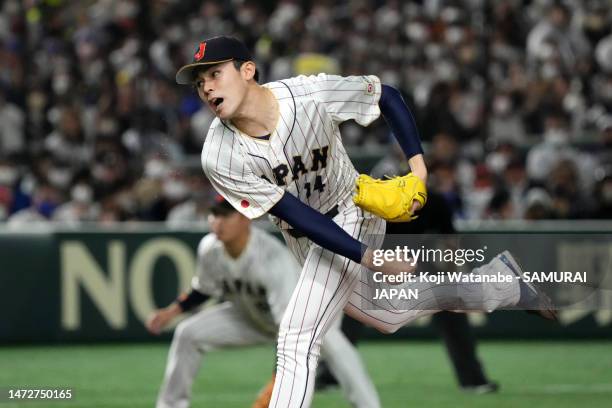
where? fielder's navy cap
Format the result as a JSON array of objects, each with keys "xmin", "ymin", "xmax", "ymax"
[
  {"xmin": 209, "ymin": 194, "xmax": 237, "ymax": 216},
  {"xmin": 176, "ymin": 36, "xmax": 253, "ymax": 85}
]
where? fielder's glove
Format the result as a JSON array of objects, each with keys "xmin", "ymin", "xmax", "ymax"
[{"xmin": 353, "ymin": 173, "xmax": 427, "ymax": 222}]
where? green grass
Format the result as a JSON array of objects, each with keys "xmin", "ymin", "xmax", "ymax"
[{"xmin": 1, "ymin": 341, "xmax": 611, "ymax": 407}]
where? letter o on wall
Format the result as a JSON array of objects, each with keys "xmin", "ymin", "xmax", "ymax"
[{"xmin": 129, "ymin": 238, "xmax": 195, "ymax": 325}]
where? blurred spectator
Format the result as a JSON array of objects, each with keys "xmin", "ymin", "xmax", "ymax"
[
  {"xmin": 44, "ymin": 106, "xmax": 90, "ymax": 168},
  {"xmin": 527, "ymin": 112, "xmax": 573, "ymax": 181},
  {"xmin": 485, "ymin": 140, "xmax": 519, "ymax": 176},
  {"xmin": 166, "ymin": 173, "xmax": 213, "ymax": 227},
  {"xmin": 546, "ymin": 159, "xmax": 590, "ymax": 219},
  {"xmin": 503, "ymin": 157, "xmax": 529, "ymax": 218},
  {"xmin": 91, "ymin": 138, "xmax": 131, "ymax": 199},
  {"xmin": 134, "ymin": 160, "xmax": 191, "ymax": 221},
  {"xmin": 430, "ymin": 132, "xmax": 475, "ymax": 194},
  {"xmin": 464, "ymin": 164, "xmax": 495, "ymax": 220},
  {"xmin": 422, "ymin": 82, "xmax": 466, "ymax": 141},
  {"xmin": 526, "ymin": 2, "xmax": 590, "ymax": 72},
  {"xmin": 485, "ymin": 189, "xmax": 515, "ymax": 220},
  {"xmin": 52, "ymin": 183, "xmax": 100, "ymax": 225},
  {"xmin": 487, "ymin": 91, "xmax": 527, "ymax": 144},
  {"xmin": 430, "ymin": 160, "xmax": 465, "ymax": 220},
  {"xmin": 166, "ymin": 190, "xmax": 210, "ymax": 227},
  {"xmin": 0, "ymin": 91, "xmax": 25, "ymax": 156},
  {"xmin": 0, "ymin": 158, "xmax": 19, "ymax": 221},
  {"xmin": 7, "ymin": 182, "xmax": 61, "ymax": 227},
  {"xmin": 133, "ymin": 155, "xmax": 169, "ymax": 216},
  {"xmin": 595, "ymin": 33, "xmax": 612, "ymax": 73},
  {"xmin": 597, "ymin": 119, "xmax": 612, "ymax": 168},
  {"xmin": 524, "ymin": 187, "xmax": 555, "ymax": 220},
  {"xmin": 526, "ymin": 112, "xmax": 598, "ymax": 193},
  {"xmin": 592, "ymin": 174, "xmax": 612, "ymax": 219},
  {"xmin": 370, "ymin": 141, "xmax": 409, "ymax": 179}
]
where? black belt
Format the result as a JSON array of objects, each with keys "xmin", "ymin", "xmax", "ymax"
[{"xmin": 286, "ymin": 205, "xmax": 339, "ymax": 239}]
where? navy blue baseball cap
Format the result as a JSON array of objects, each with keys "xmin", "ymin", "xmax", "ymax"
[
  {"xmin": 209, "ymin": 194, "xmax": 237, "ymax": 216},
  {"xmin": 176, "ymin": 36, "xmax": 254, "ymax": 85}
]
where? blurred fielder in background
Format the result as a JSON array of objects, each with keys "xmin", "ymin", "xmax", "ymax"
[{"xmin": 147, "ymin": 196, "xmax": 380, "ymax": 408}]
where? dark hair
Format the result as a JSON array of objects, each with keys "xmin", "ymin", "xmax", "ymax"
[
  {"xmin": 488, "ymin": 189, "xmax": 511, "ymax": 212},
  {"xmin": 550, "ymin": 1, "xmax": 570, "ymax": 17},
  {"xmin": 233, "ymin": 59, "xmax": 259, "ymax": 82}
]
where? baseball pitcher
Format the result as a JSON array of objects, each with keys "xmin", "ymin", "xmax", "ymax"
[{"xmin": 175, "ymin": 36, "xmax": 556, "ymax": 408}]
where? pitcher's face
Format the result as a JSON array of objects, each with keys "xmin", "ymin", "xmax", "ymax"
[{"xmin": 194, "ymin": 61, "xmax": 249, "ymax": 120}]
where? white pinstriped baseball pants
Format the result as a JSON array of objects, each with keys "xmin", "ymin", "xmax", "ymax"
[
  {"xmin": 270, "ymin": 199, "xmax": 521, "ymax": 408},
  {"xmin": 156, "ymin": 302, "xmax": 270, "ymax": 408},
  {"xmin": 156, "ymin": 301, "xmax": 380, "ymax": 408}
]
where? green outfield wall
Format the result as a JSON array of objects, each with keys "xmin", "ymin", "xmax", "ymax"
[{"xmin": 1, "ymin": 224, "xmax": 611, "ymax": 343}]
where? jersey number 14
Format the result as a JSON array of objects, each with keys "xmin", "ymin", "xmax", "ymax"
[{"xmin": 304, "ymin": 175, "xmax": 326, "ymax": 198}]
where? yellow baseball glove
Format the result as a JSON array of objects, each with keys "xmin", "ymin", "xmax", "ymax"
[{"xmin": 353, "ymin": 173, "xmax": 427, "ymax": 222}]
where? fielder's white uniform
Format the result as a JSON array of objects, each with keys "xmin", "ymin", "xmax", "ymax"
[
  {"xmin": 156, "ymin": 226, "xmax": 380, "ymax": 408},
  {"xmin": 201, "ymin": 74, "xmax": 521, "ymax": 408}
]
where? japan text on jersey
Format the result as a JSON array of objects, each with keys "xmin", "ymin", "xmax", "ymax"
[{"xmin": 201, "ymin": 74, "xmax": 382, "ymax": 223}]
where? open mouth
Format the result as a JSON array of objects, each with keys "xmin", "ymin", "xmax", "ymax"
[{"xmin": 211, "ymin": 97, "xmax": 224, "ymax": 111}]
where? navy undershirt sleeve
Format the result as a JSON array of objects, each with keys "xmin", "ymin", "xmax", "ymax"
[
  {"xmin": 269, "ymin": 193, "xmax": 366, "ymax": 264},
  {"xmin": 379, "ymin": 84, "xmax": 424, "ymax": 158},
  {"xmin": 177, "ymin": 289, "xmax": 210, "ymax": 312}
]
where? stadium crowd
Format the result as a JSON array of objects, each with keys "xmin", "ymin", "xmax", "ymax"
[{"xmin": 0, "ymin": 0, "xmax": 610, "ymax": 226}]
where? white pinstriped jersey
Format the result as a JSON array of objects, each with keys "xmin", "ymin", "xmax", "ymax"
[
  {"xmin": 201, "ymin": 74, "xmax": 382, "ymax": 227},
  {"xmin": 191, "ymin": 227, "xmax": 300, "ymax": 333}
]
